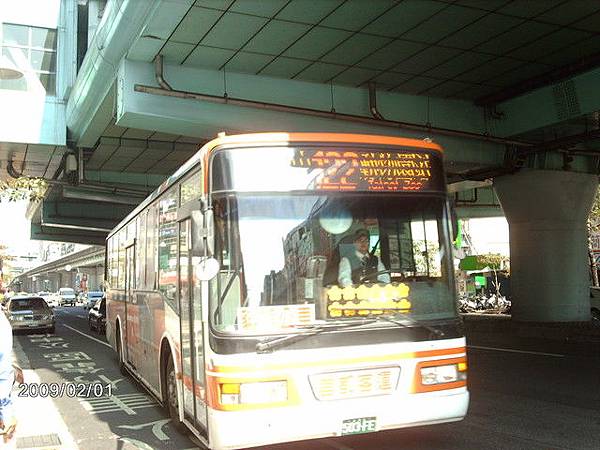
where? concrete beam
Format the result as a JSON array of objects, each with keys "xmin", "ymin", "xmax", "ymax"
[
  {"xmin": 41, "ymin": 200, "xmax": 134, "ymax": 230},
  {"xmin": 31, "ymin": 224, "xmax": 106, "ymax": 246},
  {"xmin": 66, "ymin": 0, "xmax": 162, "ymax": 145},
  {"xmin": 84, "ymin": 170, "xmax": 164, "ymax": 189},
  {"xmin": 116, "ymin": 60, "xmax": 507, "ymax": 168},
  {"xmin": 454, "ymin": 186, "xmax": 503, "ymax": 219},
  {"xmin": 493, "ymin": 67, "xmax": 600, "ymax": 137}
]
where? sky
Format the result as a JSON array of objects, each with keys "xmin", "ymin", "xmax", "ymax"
[
  {"xmin": 467, "ymin": 217, "xmax": 510, "ymax": 257},
  {"xmin": 0, "ymin": 200, "xmax": 37, "ymax": 257}
]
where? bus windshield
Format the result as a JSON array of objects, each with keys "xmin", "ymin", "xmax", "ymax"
[{"xmin": 210, "ymin": 193, "xmax": 456, "ymax": 336}]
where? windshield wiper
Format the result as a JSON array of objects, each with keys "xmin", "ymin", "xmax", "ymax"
[
  {"xmin": 374, "ymin": 314, "xmax": 445, "ymax": 337},
  {"xmin": 255, "ymin": 319, "xmax": 378, "ymax": 354}
]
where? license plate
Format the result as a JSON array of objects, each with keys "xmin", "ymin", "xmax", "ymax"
[{"xmin": 340, "ymin": 417, "xmax": 377, "ymax": 436}]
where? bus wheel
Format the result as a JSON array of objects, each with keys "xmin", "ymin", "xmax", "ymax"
[
  {"xmin": 116, "ymin": 327, "xmax": 127, "ymax": 376},
  {"xmin": 165, "ymin": 357, "xmax": 185, "ymax": 430}
]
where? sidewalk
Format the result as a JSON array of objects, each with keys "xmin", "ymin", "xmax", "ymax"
[{"xmin": 10, "ymin": 339, "xmax": 78, "ymax": 450}]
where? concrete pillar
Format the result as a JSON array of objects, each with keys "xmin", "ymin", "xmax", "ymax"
[{"xmin": 494, "ymin": 170, "xmax": 598, "ymax": 322}]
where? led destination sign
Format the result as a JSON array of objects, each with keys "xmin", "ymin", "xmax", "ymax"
[
  {"xmin": 290, "ymin": 148, "xmax": 443, "ymax": 192},
  {"xmin": 211, "ymin": 146, "xmax": 444, "ymax": 193}
]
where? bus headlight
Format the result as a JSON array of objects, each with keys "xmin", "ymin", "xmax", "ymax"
[
  {"xmin": 220, "ymin": 381, "xmax": 288, "ymax": 405},
  {"xmin": 413, "ymin": 358, "xmax": 467, "ymax": 393},
  {"xmin": 420, "ymin": 363, "xmax": 466, "ymax": 385}
]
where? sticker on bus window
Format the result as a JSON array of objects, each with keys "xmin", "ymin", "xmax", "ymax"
[
  {"xmin": 237, "ymin": 304, "xmax": 316, "ymax": 331},
  {"xmin": 325, "ymin": 283, "xmax": 411, "ymax": 318}
]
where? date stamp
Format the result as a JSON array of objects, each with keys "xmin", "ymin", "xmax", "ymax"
[{"xmin": 18, "ymin": 382, "xmax": 113, "ymax": 398}]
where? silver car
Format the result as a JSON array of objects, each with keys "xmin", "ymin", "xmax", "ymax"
[
  {"xmin": 58, "ymin": 287, "xmax": 76, "ymax": 306},
  {"xmin": 6, "ymin": 296, "xmax": 55, "ymax": 333}
]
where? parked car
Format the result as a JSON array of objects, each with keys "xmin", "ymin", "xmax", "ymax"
[
  {"xmin": 58, "ymin": 287, "xmax": 76, "ymax": 306},
  {"xmin": 83, "ymin": 291, "xmax": 104, "ymax": 310},
  {"xmin": 88, "ymin": 297, "xmax": 106, "ymax": 333},
  {"xmin": 6, "ymin": 296, "xmax": 55, "ymax": 333}
]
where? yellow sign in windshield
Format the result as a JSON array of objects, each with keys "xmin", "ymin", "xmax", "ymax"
[{"xmin": 326, "ymin": 283, "xmax": 412, "ymax": 318}]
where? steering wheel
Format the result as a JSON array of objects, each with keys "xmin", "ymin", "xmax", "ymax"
[{"xmin": 359, "ymin": 269, "xmax": 392, "ymax": 283}]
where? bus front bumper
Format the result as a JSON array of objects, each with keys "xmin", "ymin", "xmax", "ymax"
[{"xmin": 207, "ymin": 389, "xmax": 469, "ymax": 450}]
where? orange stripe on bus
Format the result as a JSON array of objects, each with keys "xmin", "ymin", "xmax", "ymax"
[{"xmin": 210, "ymin": 346, "xmax": 466, "ymax": 374}]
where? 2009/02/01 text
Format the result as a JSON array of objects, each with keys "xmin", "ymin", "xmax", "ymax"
[{"xmin": 18, "ymin": 382, "xmax": 113, "ymax": 398}]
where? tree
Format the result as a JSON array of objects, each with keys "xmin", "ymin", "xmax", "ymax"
[
  {"xmin": 0, "ymin": 244, "xmax": 15, "ymax": 292},
  {"xmin": 473, "ymin": 253, "xmax": 509, "ymax": 299},
  {"xmin": 0, "ymin": 177, "xmax": 47, "ymax": 202},
  {"xmin": 587, "ymin": 187, "xmax": 600, "ymax": 286}
]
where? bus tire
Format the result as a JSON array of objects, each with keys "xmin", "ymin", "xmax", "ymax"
[
  {"xmin": 115, "ymin": 326, "xmax": 127, "ymax": 376},
  {"xmin": 165, "ymin": 356, "xmax": 185, "ymax": 431}
]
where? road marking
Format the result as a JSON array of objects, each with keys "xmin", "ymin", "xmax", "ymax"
[
  {"xmin": 468, "ymin": 345, "xmax": 564, "ymax": 357},
  {"xmin": 118, "ymin": 437, "xmax": 155, "ymax": 450},
  {"xmin": 119, "ymin": 419, "xmax": 171, "ymax": 441},
  {"xmin": 81, "ymin": 392, "xmax": 158, "ymax": 415},
  {"xmin": 62, "ymin": 324, "xmax": 112, "ymax": 349}
]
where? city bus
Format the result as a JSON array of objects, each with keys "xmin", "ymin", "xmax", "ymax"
[{"xmin": 105, "ymin": 132, "xmax": 468, "ymax": 450}]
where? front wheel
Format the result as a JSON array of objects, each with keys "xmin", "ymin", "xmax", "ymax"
[
  {"xmin": 116, "ymin": 328, "xmax": 127, "ymax": 376},
  {"xmin": 165, "ymin": 357, "xmax": 185, "ymax": 431}
]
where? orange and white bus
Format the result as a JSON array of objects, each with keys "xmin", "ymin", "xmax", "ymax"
[{"xmin": 105, "ymin": 132, "xmax": 468, "ymax": 450}]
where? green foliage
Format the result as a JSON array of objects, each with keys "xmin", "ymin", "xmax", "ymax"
[
  {"xmin": 0, "ymin": 244, "xmax": 15, "ymax": 285},
  {"xmin": 476, "ymin": 253, "xmax": 508, "ymax": 271},
  {"xmin": 588, "ymin": 186, "xmax": 600, "ymax": 233},
  {"xmin": 0, "ymin": 177, "xmax": 47, "ymax": 202}
]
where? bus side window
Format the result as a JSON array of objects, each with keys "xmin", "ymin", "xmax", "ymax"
[
  {"xmin": 147, "ymin": 205, "xmax": 158, "ymax": 290},
  {"xmin": 212, "ymin": 198, "xmax": 243, "ymax": 328},
  {"xmin": 158, "ymin": 191, "xmax": 178, "ymax": 309}
]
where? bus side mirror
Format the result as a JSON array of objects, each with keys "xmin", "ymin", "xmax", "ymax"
[
  {"xmin": 196, "ymin": 257, "xmax": 220, "ymax": 281},
  {"xmin": 191, "ymin": 209, "xmax": 215, "ymax": 257}
]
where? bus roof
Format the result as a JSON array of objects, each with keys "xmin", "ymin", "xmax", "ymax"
[
  {"xmin": 203, "ymin": 132, "xmax": 442, "ymax": 152},
  {"xmin": 107, "ymin": 132, "xmax": 442, "ymax": 240}
]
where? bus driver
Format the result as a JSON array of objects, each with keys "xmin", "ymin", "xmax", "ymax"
[{"xmin": 337, "ymin": 228, "xmax": 391, "ymax": 287}]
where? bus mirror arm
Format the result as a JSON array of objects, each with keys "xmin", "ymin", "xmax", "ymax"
[{"xmin": 203, "ymin": 208, "xmax": 215, "ymax": 256}]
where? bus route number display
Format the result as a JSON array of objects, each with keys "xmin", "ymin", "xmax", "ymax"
[{"xmin": 290, "ymin": 149, "xmax": 439, "ymax": 192}]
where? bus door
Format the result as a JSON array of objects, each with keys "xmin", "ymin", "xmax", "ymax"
[
  {"xmin": 177, "ymin": 215, "xmax": 207, "ymax": 431},
  {"xmin": 125, "ymin": 243, "xmax": 138, "ymax": 369}
]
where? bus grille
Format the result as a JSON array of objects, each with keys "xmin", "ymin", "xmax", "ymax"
[{"xmin": 309, "ymin": 367, "xmax": 400, "ymax": 401}]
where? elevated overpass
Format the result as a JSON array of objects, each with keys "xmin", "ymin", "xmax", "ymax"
[
  {"xmin": 12, "ymin": 246, "xmax": 104, "ymax": 293},
  {"xmin": 2, "ymin": 0, "xmax": 600, "ymax": 321}
]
